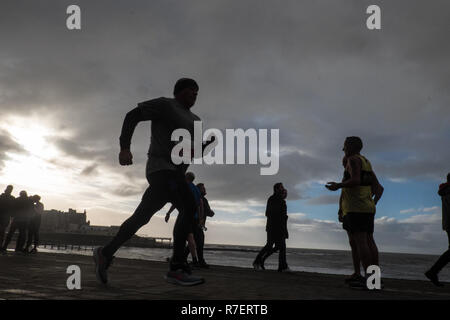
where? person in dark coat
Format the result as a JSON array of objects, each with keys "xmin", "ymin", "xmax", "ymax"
[
  {"xmin": 425, "ymin": 173, "xmax": 450, "ymax": 286},
  {"xmin": 0, "ymin": 185, "xmax": 15, "ymax": 253},
  {"xmin": 2, "ymin": 191, "xmax": 33, "ymax": 253},
  {"xmin": 253, "ymin": 183, "xmax": 290, "ymax": 272}
]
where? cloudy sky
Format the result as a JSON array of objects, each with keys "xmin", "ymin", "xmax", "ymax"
[{"xmin": 0, "ymin": 0, "xmax": 449, "ymax": 254}]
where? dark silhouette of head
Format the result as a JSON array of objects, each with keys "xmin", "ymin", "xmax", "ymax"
[
  {"xmin": 196, "ymin": 183, "xmax": 206, "ymax": 196},
  {"xmin": 19, "ymin": 190, "xmax": 28, "ymax": 198},
  {"xmin": 4, "ymin": 185, "xmax": 13, "ymax": 194},
  {"xmin": 273, "ymin": 183, "xmax": 287, "ymax": 199},
  {"xmin": 174, "ymin": 78, "xmax": 199, "ymax": 109},
  {"xmin": 185, "ymin": 171, "xmax": 195, "ymax": 183},
  {"xmin": 343, "ymin": 136, "xmax": 363, "ymax": 157},
  {"xmin": 32, "ymin": 194, "xmax": 41, "ymax": 202}
]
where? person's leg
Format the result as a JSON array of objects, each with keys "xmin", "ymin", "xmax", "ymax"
[
  {"xmin": 428, "ymin": 230, "xmax": 450, "ymax": 275},
  {"xmin": 348, "ymin": 231, "xmax": 361, "ymax": 276},
  {"xmin": 0, "ymin": 221, "xmax": 7, "ymax": 248},
  {"xmin": 254, "ymin": 233, "xmax": 274, "ymax": 266},
  {"xmin": 276, "ymin": 238, "xmax": 288, "ymax": 271},
  {"xmin": 352, "ymin": 231, "xmax": 372, "ymax": 273},
  {"xmin": 33, "ymin": 217, "xmax": 41, "ymax": 249},
  {"xmin": 3, "ymin": 220, "xmax": 17, "ymax": 250},
  {"xmin": 367, "ymin": 233, "xmax": 379, "ymax": 267},
  {"xmin": 16, "ymin": 221, "xmax": 27, "ymax": 252},
  {"xmin": 102, "ymin": 174, "xmax": 169, "ymax": 258},
  {"xmin": 196, "ymin": 227, "xmax": 205, "ymax": 263},
  {"xmin": 169, "ymin": 173, "xmax": 198, "ymax": 270},
  {"xmin": 25, "ymin": 221, "xmax": 34, "ymax": 252},
  {"xmin": 187, "ymin": 233, "xmax": 198, "ymax": 263},
  {"xmin": 261, "ymin": 242, "xmax": 278, "ymax": 266}
]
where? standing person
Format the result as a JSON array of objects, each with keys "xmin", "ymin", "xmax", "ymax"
[
  {"xmin": 253, "ymin": 183, "xmax": 290, "ymax": 272},
  {"xmin": 196, "ymin": 182, "xmax": 215, "ymax": 269},
  {"xmin": 2, "ymin": 191, "xmax": 33, "ymax": 253},
  {"xmin": 339, "ymin": 157, "xmax": 363, "ymax": 284},
  {"xmin": 326, "ymin": 136, "xmax": 384, "ymax": 288},
  {"xmin": 0, "ymin": 185, "xmax": 15, "ymax": 253},
  {"xmin": 25, "ymin": 195, "xmax": 44, "ymax": 254},
  {"xmin": 425, "ymin": 173, "xmax": 450, "ymax": 287},
  {"xmin": 94, "ymin": 78, "xmax": 213, "ymax": 286},
  {"xmin": 165, "ymin": 172, "xmax": 203, "ymax": 266}
]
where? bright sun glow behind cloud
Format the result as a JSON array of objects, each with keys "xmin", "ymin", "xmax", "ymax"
[{"xmin": 0, "ymin": 115, "xmax": 70, "ymax": 196}]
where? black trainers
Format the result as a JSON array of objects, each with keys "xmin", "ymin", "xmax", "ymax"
[
  {"xmin": 198, "ymin": 260, "xmax": 210, "ymax": 269},
  {"xmin": 425, "ymin": 270, "xmax": 444, "ymax": 287},
  {"xmin": 165, "ymin": 269, "xmax": 205, "ymax": 286},
  {"xmin": 345, "ymin": 273, "xmax": 365, "ymax": 284},
  {"xmin": 93, "ymin": 247, "xmax": 114, "ymax": 284}
]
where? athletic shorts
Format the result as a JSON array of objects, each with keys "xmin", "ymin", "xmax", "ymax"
[{"xmin": 342, "ymin": 212, "xmax": 375, "ymax": 234}]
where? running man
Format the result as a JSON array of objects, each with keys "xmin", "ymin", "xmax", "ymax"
[
  {"xmin": 253, "ymin": 183, "xmax": 290, "ymax": 272},
  {"xmin": 94, "ymin": 78, "xmax": 213, "ymax": 286},
  {"xmin": 425, "ymin": 173, "xmax": 450, "ymax": 287},
  {"xmin": 326, "ymin": 136, "xmax": 383, "ymax": 288}
]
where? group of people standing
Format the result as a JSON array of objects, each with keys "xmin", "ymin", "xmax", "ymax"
[
  {"xmin": 0, "ymin": 185, "xmax": 43, "ymax": 254},
  {"xmin": 253, "ymin": 136, "xmax": 450, "ymax": 290},
  {"xmin": 253, "ymin": 136, "xmax": 382, "ymax": 289}
]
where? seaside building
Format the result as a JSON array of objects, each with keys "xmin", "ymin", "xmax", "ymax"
[{"xmin": 40, "ymin": 208, "xmax": 89, "ymax": 232}]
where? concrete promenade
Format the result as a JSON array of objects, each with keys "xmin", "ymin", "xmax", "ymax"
[{"xmin": 0, "ymin": 251, "xmax": 449, "ymax": 300}]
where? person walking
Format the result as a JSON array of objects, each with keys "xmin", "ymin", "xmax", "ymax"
[
  {"xmin": 425, "ymin": 173, "xmax": 450, "ymax": 287},
  {"xmin": 253, "ymin": 183, "xmax": 290, "ymax": 272}
]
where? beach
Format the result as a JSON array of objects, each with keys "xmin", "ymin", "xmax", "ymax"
[{"xmin": 0, "ymin": 251, "xmax": 449, "ymax": 300}]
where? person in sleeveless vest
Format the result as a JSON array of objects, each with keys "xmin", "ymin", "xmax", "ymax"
[{"xmin": 326, "ymin": 136, "xmax": 384, "ymax": 288}]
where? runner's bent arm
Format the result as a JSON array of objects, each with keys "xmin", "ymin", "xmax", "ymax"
[{"xmin": 119, "ymin": 98, "xmax": 167, "ymax": 165}]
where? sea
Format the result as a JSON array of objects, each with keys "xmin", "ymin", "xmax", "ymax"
[{"xmin": 39, "ymin": 244, "xmax": 450, "ymax": 282}]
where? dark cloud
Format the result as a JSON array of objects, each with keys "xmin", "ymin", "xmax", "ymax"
[
  {"xmin": 0, "ymin": 130, "xmax": 26, "ymax": 170},
  {"xmin": 0, "ymin": 0, "xmax": 449, "ymax": 205},
  {"xmin": 80, "ymin": 163, "xmax": 98, "ymax": 176},
  {"xmin": 110, "ymin": 184, "xmax": 147, "ymax": 198}
]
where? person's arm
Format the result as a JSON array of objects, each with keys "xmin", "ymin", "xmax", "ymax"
[
  {"xmin": 371, "ymin": 171, "xmax": 384, "ymax": 205},
  {"xmin": 165, "ymin": 204, "xmax": 176, "ymax": 223},
  {"xmin": 438, "ymin": 183, "xmax": 450, "ymax": 196},
  {"xmin": 326, "ymin": 156, "xmax": 362, "ymax": 191},
  {"xmin": 265, "ymin": 197, "xmax": 274, "ymax": 218},
  {"xmin": 119, "ymin": 98, "xmax": 166, "ymax": 165},
  {"xmin": 198, "ymin": 198, "xmax": 205, "ymax": 227},
  {"xmin": 338, "ymin": 193, "xmax": 343, "ymax": 222}
]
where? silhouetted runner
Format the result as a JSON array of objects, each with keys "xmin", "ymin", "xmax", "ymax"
[
  {"xmin": 93, "ymin": 78, "xmax": 214, "ymax": 286},
  {"xmin": 0, "ymin": 185, "xmax": 15, "ymax": 253},
  {"xmin": 425, "ymin": 173, "xmax": 450, "ymax": 287},
  {"xmin": 253, "ymin": 183, "xmax": 291, "ymax": 272},
  {"xmin": 326, "ymin": 136, "xmax": 383, "ymax": 289}
]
